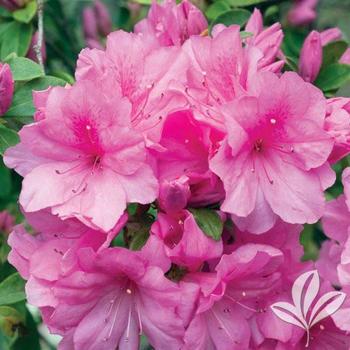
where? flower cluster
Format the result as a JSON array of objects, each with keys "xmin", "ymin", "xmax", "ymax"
[{"xmin": 4, "ymin": 0, "xmax": 350, "ymax": 349}]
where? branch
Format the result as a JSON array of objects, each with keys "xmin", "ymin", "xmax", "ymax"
[{"xmin": 34, "ymin": 0, "xmax": 45, "ymax": 72}]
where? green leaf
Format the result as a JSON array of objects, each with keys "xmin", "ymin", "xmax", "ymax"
[
  {"xmin": 0, "ymin": 160, "xmax": 11, "ymax": 198},
  {"xmin": 284, "ymin": 55, "xmax": 298, "ymax": 71},
  {"xmin": 0, "ymin": 125, "xmax": 19, "ymax": 155},
  {"xmin": 12, "ymin": 1, "xmax": 37, "ymax": 24},
  {"xmin": 133, "ymin": 0, "xmax": 152, "ymax": 4},
  {"xmin": 0, "ymin": 306, "xmax": 24, "ymax": 338},
  {"xmin": 315, "ymin": 63, "xmax": 350, "ymax": 92},
  {"xmin": 321, "ymin": 40, "xmax": 348, "ymax": 69},
  {"xmin": 6, "ymin": 57, "xmax": 44, "ymax": 82},
  {"xmin": 0, "ymin": 21, "xmax": 33, "ymax": 59},
  {"xmin": 240, "ymin": 30, "xmax": 253, "ymax": 39},
  {"xmin": 0, "ymin": 7, "xmax": 12, "ymax": 18},
  {"xmin": 206, "ymin": 0, "xmax": 231, "ymax": 21},
  {"xmin": 209, "ymin": 9, "xmax": 251, "ymax": 33},
  {"xmin": 189, "ymin": 208, "xmax": 223, "ymax": 241},
  {"xmin": 4, "ymin": 76, "xmax": 66, "ymax": 120},
  {"xmin": 226, "ymin": 0, "xmax": 267, "ymax": 6},
  {"xmin": 129, "ymin": 231, "xmax": 149, "ymax": 251},
  {"xmin": 0, "ymin": 273, "xmax": 26, "ymax": 306}
]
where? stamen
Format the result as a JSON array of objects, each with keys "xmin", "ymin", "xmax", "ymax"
[
  {"xmin": 125, "ymin": 307, "xmax": 132, "ymax": 342},
  {"xmin": 55, "ymin": 162, "xmax": 82, "ymax": 175},
  {"xmin": 270, "ymin": 118, "xmax": 276, "ymax": 125},
  {"xmin": 224, "ymin": 294, "xmax": 258, "ymax": 313},
  {"xmin": 105, "ymin": 296, "xmax": 123, "ymax": 341},
  {"xmin": 126, "ymin": 288, "xmax": 132, "ymax": 294},
  {"xmin": 136, "ymin": 303, "xmax": 143, "ymax": 335}
]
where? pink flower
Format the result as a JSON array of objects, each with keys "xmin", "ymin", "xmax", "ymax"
[
  {"xmin": 0, "ymin": 62, "xmax": 14, "ymax": 116},
  {"xmin": 245, "ymin": 9, "xmax": 284, "ymax": 72},
  {"xmin": 46, "ymin": 248, "xmax": 190, "ymax": 348},
  {"xmin": 183, "ymin": 24, "xmax": 284, "ymax": 131},
  {"xmin": 324, "ymin": 97, "xmax": 350, "ymax": 163},
  {"xmin": 210, "ymin": 71, "xmax": 334, "ymax": 233},
  {"xmin": 151, "ymin": 210, "xmax": 223, "ymax": 271},
  {"xmin": 299, "ymin": 31, "xmax": 322, "ymax": 83},
  {"xmin": 288, "ymin": 0, "xmax": 318, "ymax": 26},
  {"xmin": 183, "ymin": 244, "xmax": 284, "ymax": 349},
  {"xmin": 76, "ymin": 30, "xmax": 189, "ymax": 142},
  {"xmin": 134, "ymin": 0, "xmax": 207, "ymax": 47},
  {"xmin": 320, "ymin": 168, "xmax": 350, "ymax": 288},
  {"xmin": 254, "ymin": 317, "xmax": 350, "ymax": 349},
  {"xmin": 156, "ymin": 110, "xmax": 224, "ymax": 206},
  {"xmin": 4, "ymin": 80, "xmax": 158, "ymax": 232}
]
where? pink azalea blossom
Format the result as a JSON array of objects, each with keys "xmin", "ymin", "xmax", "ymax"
[
  {"xmin": 14, "ymin": 239, "xmax": 192, "ymax": 349},
  {"xmin": 324, "ymin": 97, "xmax": 350, "ymax": 163},
  {"xmin": 4, "ymin": 80, "xmax": 158, "ymax": 232},
  {"xmin": 210, "ymin": 71, "xmax": 334, "ymax": 233},
  {"xmin": 76, "ymin": 30, "xmax": 189, "ymax": 141},
  {"xmin": 134, "ymin": 0, "xmax": 207, "ymax": 47},
  {"xmin": 183, "ymin": 244, "xmax": 284, "ymax": 349},
  {"xmin": 151, "ymin": 210, "xmax": 223, "ymax": 271},
  {"xmin": 156, "ymin": 110, "xmax": 224, "ymax": 206},
  {"xmin": 183, "ymin": 24, "xmax": 284, "ymax": 130}
]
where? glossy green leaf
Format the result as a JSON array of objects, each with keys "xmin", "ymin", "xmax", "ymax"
[
  {"xmin": 0, "ymin": 306, "xmax": 24, "ymax": 338},
  {"xmin": 133, "ymin": 0, "xmax": 152, "ymax": 4},
  {"xmin": 0, "ymin": 125, "xmax": 19, "ymax": 155},
  {"xmin": 7, "ymin": 56, "xmax": 44, "ymax": 82},
  {"xmin": 321, "ymin": 40, "xmax": 348, "ymax": 69},
  {"xmin": 189, "ymin": 208, "xmax": 223, "ymax": 241},
  {"xmin": 226, "ymin": 0, "xmax": 267, "ymax": 6},
  {"xmin": 0, "ymin": 160, "xmax": 11, "ymax": 198},
  {"xmin": 0, "ymin": 21, "xmax": 33, "ymax": 59},
  {"xmin": 206, "ymin": 0, "xmax": 231, "ymax": 21},
  {"xmin": 0, "ymin": 273, "xmax": 26, "ymax": 306},
  {"xmin": 209, "ymin": 9, "xmax": 251, "ymax": 33},
  {"xmin": 240, "ymin": 30, "xmax": 253, "ymax": 39},
  {"xmin": 12, "ymin": 1, "xmax": 37, "ymax": 24},
  {"xmin": 4, "ymin": 76, "xmax": 66, "ymax": 119},
  {"xmin": 315, "ymin": 63, "xmax": 350, "ymax": 92}
]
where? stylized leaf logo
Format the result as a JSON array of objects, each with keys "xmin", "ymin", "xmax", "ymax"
[{"xmin": 270, "ymin": 270, "xmax": 346, "ymax": 347}]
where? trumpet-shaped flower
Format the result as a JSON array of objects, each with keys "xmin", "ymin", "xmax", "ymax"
[
  {"xmin": 210, "ymin": 71, "xmax": 334, "ymax": 233},
  {"xmin": 4, "ymin": 80, "xmax": 158, "ymax": 232}
]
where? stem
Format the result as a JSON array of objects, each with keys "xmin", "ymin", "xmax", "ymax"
[{"xmin": 34, "ymin": 0, "xmax": 45, "ymax": 72}]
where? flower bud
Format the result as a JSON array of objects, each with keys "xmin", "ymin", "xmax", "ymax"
[
  {"xmin": 159, "ymin": 178, "xmax": 190, "ymax": 214},
  {"xmin": 299, "ymin": 30, "xmax": 322, "ymax": 83},
  {"xmin": 0, "ymin": 63, "xmax": 14, "ymax": 116},
  {"xmin": 340, "ymin": 48, "xmax": 350, "ymax": 65},
  {"xmin": 0, "ymin": 0, "xmax": 27, "ymax": 11},
  {"xmin": 288, "ymin": 0, "xmax": 318, "ymax": 26},
  {"xmin": 93, "ymin": 0, "xmax": 112, "ymax": 37},
  {"xmin": 83, "ymin": 6, "xmax": 98, "ymax": 40},
  {"xmin": 320, "ymin": 27, "xmax": 342, "ymax": 46},
  {"xmin": 27, "ymin": 31, "xmax": 47, "ymax": 64}
]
